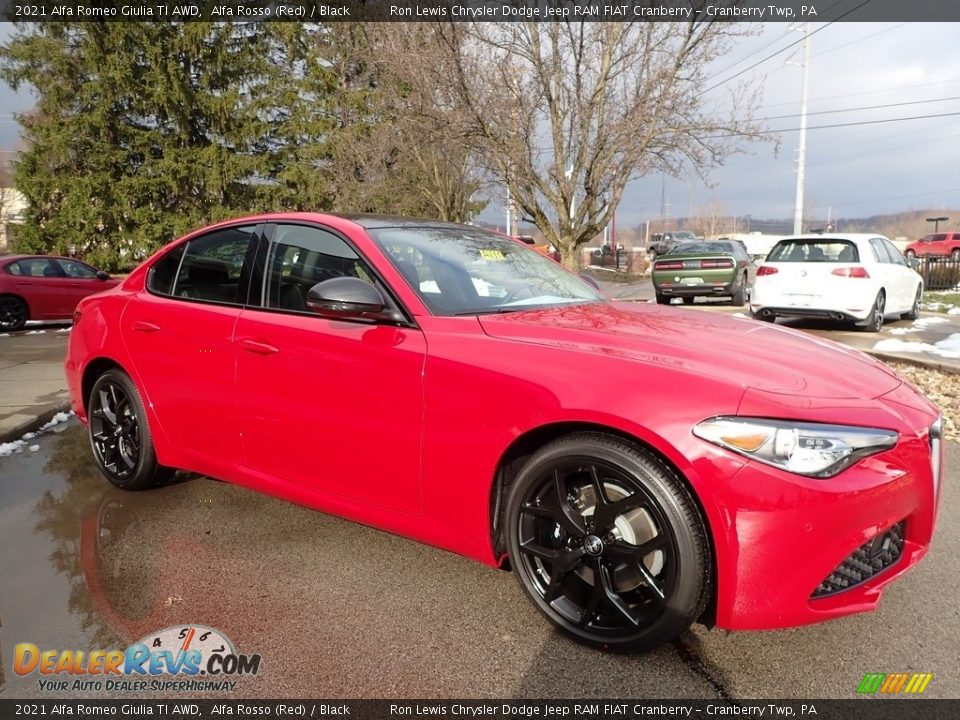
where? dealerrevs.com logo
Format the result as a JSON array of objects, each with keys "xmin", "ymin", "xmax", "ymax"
[
  {"xmin": 14, "ymin": 625, "xmax": 260, "ymax": 692},
  {"xmin": 856, "ymin": 672, "xmax": 933, "ymax": 695}
]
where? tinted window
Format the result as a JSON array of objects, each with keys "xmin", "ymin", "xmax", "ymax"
[
  {"xmin": 870, "ymin": 238, "xmax": 891, "ymax": 263},
  {"xmin": 767, "ymin": 239, "xmax": 859, "ymax": 263},
  {"xmin": 370, "ymin": 227, "xmax": 601, "ymax": 316},
  {"xmin": 880, "ymin": 238, "xmax": 906, "ymax": 266},
  {"xmin": 670, "ymin": 241, "xmax": 733, "ymax": 254},
  {"xmin": 260, "ymin": 224, "xmax": 376, "ymax": 313},
  {"xmin": 172, "ymin": 226, "xmax": 257, "ymax": 304},
  {"xmin": 933, "ymin": 234, "xmax": 947, "ymax": 241},
  {"xmin": 146, "ymin": 244, "xmax": 186, "ymax": 296},
  {"xmin": 57, "ymin": 259, "xmax": 98, "ymax": 279},
  {"xmin": 7, "ymin": 258, "xmax": 59, "ymax": 277}
]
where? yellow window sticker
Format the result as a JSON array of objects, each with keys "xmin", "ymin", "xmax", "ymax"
[{"xmin": 479, "ymin": 249, "xmax": 506, "ymax": 261}]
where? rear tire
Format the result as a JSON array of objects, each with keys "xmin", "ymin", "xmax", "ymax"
[
  {"xmin": 655, "ymin": 293, "xmax": 670, "ymax": 305},
  {"xmin": 752, "ymin": 310, "xmax": 774, "ymax": 322},
  {"xmin": 681, "ymin": 297, "xmax": 695, "ymax": 306},
  {"xmin": 0, "ymin": 295, "xmax": 28, "ymax": 332},
  {"xmin": 952, "ymin": 249, "xmax": 960, "ymax": 262},
  {"xmin": 902, "ymin": 286, "xmax": 922, "ymax": 321},
  {"xmin": 504, "ymin": 432, "xmax": 712, "ymax": 652},
  {"xmin": 857, "ymin": 291, "xmax": 885, "ymax": 333},
  {"xmin": 731, "ymin": 274, "xmax": 747, "ymax": 306},
  {"xmin": 88, "ymin": 369, "xmax": 174, "ymax": 490},
  {"xmin": 905, "ymin": 249, "xmax": 916, "ymax": 260}
]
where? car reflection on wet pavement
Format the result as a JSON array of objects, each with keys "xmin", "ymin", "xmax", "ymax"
[{"xmin": 1, "ymin": 420, "xmax": 959, "ymax": 699}]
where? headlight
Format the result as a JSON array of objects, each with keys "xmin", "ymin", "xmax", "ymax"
[{"xmin": 693, "ymin": 417, "xmax": 897, "ymax": 478}]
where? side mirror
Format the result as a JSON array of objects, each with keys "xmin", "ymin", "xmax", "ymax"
[
  {"xmin": 96, "ymin": 271, "xmax": 111, "ymax": 281},
  {"xmin": 579, "ymin": 273, "xmax": 600, "ymax": 289},
  {"xmin": 305, "ymin": 277, "xmax": 390, "ymax": 321},
  {"xmin": 908, "ymin": 257, "xmax": 921, "ymax": 270}
]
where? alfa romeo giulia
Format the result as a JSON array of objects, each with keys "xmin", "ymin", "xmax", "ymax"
[{"xmin": 65, "ymin": 214, "xmax": 943, "ymax": 651}]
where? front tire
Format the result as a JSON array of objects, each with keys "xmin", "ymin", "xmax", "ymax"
[
  {"xmin": 505, "ymin": 432, "xmax": 711, "ymax": 652},
  {"xmin": 88, "ymin": 370, "xmax": 174, "ymax": 490},
  {"xmin": 0, "ymin": 295, "xmax": 28, "ymax": 332}
]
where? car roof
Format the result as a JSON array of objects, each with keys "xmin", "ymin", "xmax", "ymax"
[
  {"xmin": 774, "ymin": 233, "xmax": 888, "ymax": 243},
  {"xmin": 0, "ymin": 254, "xmax": 80, "ymax": 263},
  {"xmin": 330, "ymin": 213, "xmax": 469, "ymax": 230}
]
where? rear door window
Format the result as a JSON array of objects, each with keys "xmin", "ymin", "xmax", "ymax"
[
  {"xmin": 171, "ymin": 226, "xmax": 258, "ymax": 304},
  {"xmin": 6, "ymin": 258, "xmax": 60, "ymax": 277}
]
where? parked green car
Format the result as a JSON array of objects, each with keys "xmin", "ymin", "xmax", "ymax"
[{"xmin": 652, "ymin": 240, "xmax": 754, "ymax": 306}]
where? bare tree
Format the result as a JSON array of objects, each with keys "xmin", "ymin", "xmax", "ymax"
[
  {"xmin": 690, "ymin": 197, "xmax": 734, "ymax": 239},
  {"xmin": 430, "ymin": 20, "xmax": 769, "ymax": 269}
]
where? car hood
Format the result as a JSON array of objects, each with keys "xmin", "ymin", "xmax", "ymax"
[{"xmin": 478, "ymin": 302, "xmax": 902, "ymax": 400}]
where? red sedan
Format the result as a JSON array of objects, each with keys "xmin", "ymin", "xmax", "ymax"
[
  {"xmin": 0, "ymin": 254, "xmax": 119, "ymax": 331},
  {"xmin": 64, "ymin": 214, "xmax": 943, "ymax": 651}
]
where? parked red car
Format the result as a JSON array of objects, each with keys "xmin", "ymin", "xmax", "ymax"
[
  {"xmin": 0, "ymin": 254, "xmax": 119, "ymax": 331},
  {"xmin": 65, "ymin": 214, "xmax": 942, "ymax": 651},
  {"xmin": 904, "ymin": 232, "xmax": 960, "ymax": 260}
]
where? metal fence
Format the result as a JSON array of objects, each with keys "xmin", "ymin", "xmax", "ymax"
[{"xmin": 916, "ymin": 256, "xmax": 960, "ymax": 291}]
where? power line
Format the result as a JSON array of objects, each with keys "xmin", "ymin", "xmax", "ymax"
[
  {"xmin": 703, "ymin": 0, "xmax": 874, "ymax": 94},
  {"xmin": 759, "ymin": 94, "xmax": 960, "ymax": 122},
  {"xmin": 708, "ymin": 110, "xmax": 960, "ymax": 138}
]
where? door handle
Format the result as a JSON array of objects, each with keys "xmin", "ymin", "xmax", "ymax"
[
  {"xmin": 131, "ymin": 320, "xmax": 160, "ymax": 333},
  {"xmin": 239, "ymin": 338, "xmax": 279, "ymax": 355}
]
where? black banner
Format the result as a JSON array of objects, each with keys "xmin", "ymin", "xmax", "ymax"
[
  {"xmin": 2, "ymin": 700, "xmax": 960, "ymax": 720},
  {"xmin": 2, "ymin": 1, "xmax": 960, "ymax": 24}
]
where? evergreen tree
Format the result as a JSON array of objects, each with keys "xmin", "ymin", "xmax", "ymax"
[{"xmin": 0, "ymin": 21, "xmax": 334, "ymax": 269}]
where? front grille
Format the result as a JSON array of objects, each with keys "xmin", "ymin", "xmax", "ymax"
[{"xmin": 812, "ymin": 522, "xmax": 905, "ymax": 598}]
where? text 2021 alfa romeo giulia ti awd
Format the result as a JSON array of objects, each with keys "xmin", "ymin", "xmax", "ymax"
[{"xmin": 65, "ymin": 214, "xmax": 943, "ymax": 651}]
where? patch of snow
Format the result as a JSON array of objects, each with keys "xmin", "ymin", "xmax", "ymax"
[
  {"xmin": 0, "ymin": 440, "xmax": 26, "ymax": 457},
  {"xmin": 0, "ymin": 333, "xmax": 9, "ymax": 338},
  {"xmin": 25, "ymin": 330, "xmax": 46, "ymax": 335},
  {"xmin": 39, "ymin": 411, "xmax": 72, "ymax": 432},
  {"xmin": 56, "ymin": 327, "xmax": 72, "ymax": 333},
  {"xmin": 732, "ymin": 312, "xmax": 748, "ymax": 318},
  {"xmin": 874, "ymin": 334, "xmax": 960, "ymax": 359},
  {"xmin": 0, "ymin": 410, "xmax": 75, "ymax": 458},
  {"xmin": 913, "ymin": 316, "xmax": 949, "ymax": 327},
  {"xmin": 949, "ymin": 308, "xmax": 960, "ymax": 315},
  {"xmin": 888, "ymin": 328, "xmax": 914, "ymax": 336}
]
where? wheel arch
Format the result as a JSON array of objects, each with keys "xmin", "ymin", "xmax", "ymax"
[
  {"xmin": 488, "ymin": 419, "xmax": 718, "ymax": 626},
  {"xmin": 0, "ymin": 292, "xmax": 30, "ymax": 318},
  {"xmin": 81, "ymin": 357, "xmax": 128, "ymax": 414}
]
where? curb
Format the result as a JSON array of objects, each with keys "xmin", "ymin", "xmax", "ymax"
[
  {"xmin": 862, "ymin": 350, "xmax": 960, "ymax": 375},
  {"xmin": 0, "ymin": 401, "xmax": 72, "ymax": 445}
]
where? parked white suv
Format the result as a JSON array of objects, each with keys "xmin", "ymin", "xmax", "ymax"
[{"xmin": 750, "ymin": 234, "xmax": 923, "ymax": 332}]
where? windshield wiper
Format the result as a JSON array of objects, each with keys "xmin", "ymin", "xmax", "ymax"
[{"xmin": 453, "ymin": 307, "xmax": 526, "ymax": 316}]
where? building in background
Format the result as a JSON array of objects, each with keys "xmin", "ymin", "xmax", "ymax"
[{"xmin": 0, "ymin": 186, "xmax": 26, "ymax": 253}]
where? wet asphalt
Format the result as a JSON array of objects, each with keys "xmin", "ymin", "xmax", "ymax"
[{"xmin": 0, "ymin": 421, "xmax": 957, "ymax": 700}]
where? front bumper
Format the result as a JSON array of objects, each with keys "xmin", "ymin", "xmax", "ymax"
[{"xmin": 708, "ymin": 384, "xmax": 942, "ymax": 630}]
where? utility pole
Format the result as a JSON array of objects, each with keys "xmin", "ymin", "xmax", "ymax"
[{"xmin": 792, "ymin": 22, "xmax": 811, "ymax": 235}]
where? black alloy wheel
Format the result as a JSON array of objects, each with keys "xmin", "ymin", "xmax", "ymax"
[
  {"xmin": 506, "ymin": 433, "xmax": 711, "ymax": 652},
  {"xmin": 0, "ymin": 296, "xmax": 28, "ymax": 332},
  {"xmin": 89, "ymin": 370, "xmax": 173, "ymax": 490}
]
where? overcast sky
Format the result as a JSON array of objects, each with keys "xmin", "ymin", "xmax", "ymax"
[{"xmin": 2, "ymin": 21, "xmax": 958, "ymax": 227}]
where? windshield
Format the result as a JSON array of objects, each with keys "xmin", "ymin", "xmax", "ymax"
[
  {"xmin": 368, "ymin": 227, "xmax": 603, "ymax": 316},
  {"xmin": 767, "ymin": 239, "xmax": 859, "ymax": 263}
]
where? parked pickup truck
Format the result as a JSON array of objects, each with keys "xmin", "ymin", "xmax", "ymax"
[
  {"xmin": 648, "ymin": 231, "xmax": 700, "ymax": 258},
  {"xmin": 905, "ymin": 232, "xmax": 960, "ymax": 260}
]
